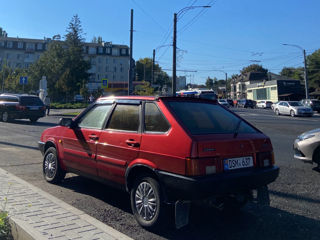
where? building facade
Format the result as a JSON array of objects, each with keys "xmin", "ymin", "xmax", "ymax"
[{"xmin": 0, "ymin": 37, "xmax": 130, "ymax": 93}]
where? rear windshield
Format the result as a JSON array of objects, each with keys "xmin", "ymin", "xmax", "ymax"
[
  {"xmin": 166, "ymin": 101, "xmax": 258, "ymax": 135},
  {"xmin": 20, "ymin": 96, "xmax": 44, "ymax": 106},
  {"xmin": 0, "ymin": 96, "xmax": 19, "ymax": 102}
]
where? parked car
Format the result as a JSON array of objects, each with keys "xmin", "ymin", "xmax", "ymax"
[
  {"xmin": 0, "ymin": 94, "xmax": 46, "ymax": 122},
  {"xmin": 218, "ymin": 99, "xmax": 230, "ymax": 108},
  {"xmin": 39, "ymin": 96, "xmax": 279, "ymax": 229},
  {"xmin": 271, "ymin": 101, "xmax": 279, "ymax": 111},
  {"xmin": 274, "ymin": 101, "xmax": 313, "ymax": 117},
  {"xmin": 227, "ymin": 99, "xmax": 234, "ymax": 107},
  {"xmin": 237, "ymin": 99, "xmax": 255, "ymax": 108},
  {"xmin": 176, "ymin": 88, "xmax": 217, "ymax": 100},
  {"xmin": 300, "ymin": 99, "xmax": 320, "ymax": 113},
  {"xmin": 294, "ymin": 128, "xmax": 320, "ymax": 169},
  {"xmin": 256, "ymin": 100, "xmax": 273, "ymax": 109}
]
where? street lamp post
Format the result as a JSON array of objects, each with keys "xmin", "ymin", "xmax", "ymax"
[
  {"xmin": 282, "ymin": 43, "xmax": 309, "ymax": 99},
  {"xmin": 172, "ymin": 5, "xmax": 211, "ymax": 95},
  {"xmin": 152, "ymin": 44, "xmax": 172, "ymax": 86}
]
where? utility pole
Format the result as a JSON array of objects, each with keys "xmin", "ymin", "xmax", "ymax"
[
  {"xmin": 225, "ymin": 72, "xmax": 228, "ymax": 98},
  {"xmin": 128, "ymin": 9, "xmax": 134, "ymax": 96},
  {"xmin": 152, "ymin": 49, "xmax": 155, "ymax": 84},
  {"xmin": 282, "ymin": 43, "xmax": 309, "ymax": 99},
  {"xmin": 303, "ymin": 49, "xmax": 309, "ymax": 99},
  {"xmin": 172, "ymin": 13, "xmax": 177, "ymax": 96}
]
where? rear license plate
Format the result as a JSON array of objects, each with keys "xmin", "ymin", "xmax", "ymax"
[
  {"xmin": 224, "ymin": 156, "xmax": 253, "ymax": 170},
  {"xmin": 29, "ymin": 106, "xmax": 39, "ymax": 110}
]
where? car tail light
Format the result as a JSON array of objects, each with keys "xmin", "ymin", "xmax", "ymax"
[
  {"xmin": 41, "ymin": 106, "xmax": 46, "ymax": 111},
  {"xmin": 16, "ymin": 104, "xmax": 26, "ymax": 111},
  {"xmin": 185, "ymin": 157, "xmax": 221, "ymax": 176},
  {"xmin": 256, "ymin": 151, "xmax": 274, "ymax": 167}
]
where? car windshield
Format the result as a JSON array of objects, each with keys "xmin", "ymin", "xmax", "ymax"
[
  {"xmin": 165, "ymin": 101, "xmax": 257, "ymax": 135},
  {"xmin": 289, "ymin": 102, "xmax": 303, "ymax": 107}
]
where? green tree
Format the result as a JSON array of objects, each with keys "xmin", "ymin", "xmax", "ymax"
[
  {"xmin": 307, "ymin": 49, "xmax": 320, "ymax": 90},
  {"xmin": 240, "ymin": 64, "xmax": 268, "ymax": 75},
  {"xmin": 280, "ymin": 67, "xmax": 303, "ymax": 81},
  {"xmin": 205, "ymin": 77, "xmax": 214, "ymax": 89},
  {"xmin": 134, "ymin": 81, "xmax": 154, "ymax": 96},
  {"xmin": 135, "ymin": 58, "xmax": 169, "ymax": 88}
]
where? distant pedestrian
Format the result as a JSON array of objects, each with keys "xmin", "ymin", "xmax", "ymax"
[
  {"xmin": 44, "ymin": 97, "xmax": 51, "ymax": 116},
  {"xmin": 89, "ymin": 94, "xmax": 95, "ymax": 103}
]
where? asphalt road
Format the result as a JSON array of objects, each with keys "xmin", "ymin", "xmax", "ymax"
[{"xmin": 0, "ymin": 108, "xmax": 319, "ymax": 240}]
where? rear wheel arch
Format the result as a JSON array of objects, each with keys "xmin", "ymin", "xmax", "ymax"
[
  {"xmin": 126, "ymin": 165, "xmax": 159, "ymax": 192},
  {"xmin": 312, "ymin": 146, "xmax": 320, "ymax": 164}
]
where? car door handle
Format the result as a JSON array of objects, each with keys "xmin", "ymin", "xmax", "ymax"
[
  {"xmin": 126, "ymin": 139, "xmax": 140, "ymax": 147},
  {"xmin": 89, "ymin": 134, "xmax": 99, "ymax": 141}
]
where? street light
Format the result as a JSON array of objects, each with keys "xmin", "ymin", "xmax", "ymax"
[
  {"xmin": 282, "ymin": 43, "xmax": 309, "ymax": 99},
  {"xmin": 172, "ymin": 5, "xmax": 211, "ymax": 95}
]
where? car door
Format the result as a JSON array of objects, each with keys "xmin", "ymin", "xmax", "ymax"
[
  {"xmin": 96, "ymin": 101, "xmax": 141, "ymax": 184},
  {"xmin": 282, "ymin": 102, "xmax": 290, "ymax": 115},
  {"xmin": 61, "ymin": 104, "xmax": 112, "ymax": 176}
]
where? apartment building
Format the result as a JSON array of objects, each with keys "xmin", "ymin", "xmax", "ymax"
[{"xmin": 0, "ymin": 37, "xmax": 130, "ymax": 92}]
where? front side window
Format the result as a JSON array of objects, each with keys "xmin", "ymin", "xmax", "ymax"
[
  {"xmin": 78, "ymin": 105, "xmax": 112, "ymax": 129},
  {"xmin": 144, "ymin": 103, "xmax": 170, "ymax": 133},
  {"xmin": 166, "ymin": 101, "xmax": 257, "ymax": 135},
  {"xmin": 107, "ymin": 104, "xmax": 139, "ymax": 131}
]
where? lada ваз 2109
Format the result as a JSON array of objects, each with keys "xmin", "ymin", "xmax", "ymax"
[{"xmin": 39, "ymin": 96, "xmax": 279, "ymax": 229}]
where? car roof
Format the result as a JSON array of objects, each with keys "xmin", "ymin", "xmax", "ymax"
[{"xmin": 0, "ymin": 93, "xmax": 39, "ymax": 98}]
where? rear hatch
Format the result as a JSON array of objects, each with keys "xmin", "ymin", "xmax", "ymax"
[
  {"xmin": 20, "ymin": 96, "xmax": 45, "ymax": 112},
  {"xmin": 164, "ymin": 99, "xmax": 274, "ymax": 175}
]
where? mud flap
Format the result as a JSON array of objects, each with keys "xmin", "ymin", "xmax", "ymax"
[
  {"xmin": 175, "ymin": 200, "xmax": 191, "ymax": 229},
  {"xmin": 257, "ymin": 185, "xmax": 270, "ymax": 206}
]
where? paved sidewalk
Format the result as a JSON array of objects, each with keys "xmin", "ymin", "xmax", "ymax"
[{"xmin": 0, "ymin": 167, "xmax": 132, "ymax": 240}]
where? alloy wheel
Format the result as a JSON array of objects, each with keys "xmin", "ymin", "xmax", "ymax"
[
  {"xmin": 44, "ymin": 152, "xmax": 57, "ymax": 179},
  {"xmin": 134, "ymin": 182, "xmax": 157, "ymax": 221}
]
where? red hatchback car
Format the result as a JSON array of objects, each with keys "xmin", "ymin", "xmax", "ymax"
[{"xmin": 39, "ymin": 96, "xmax": 279, "ymax": 228}]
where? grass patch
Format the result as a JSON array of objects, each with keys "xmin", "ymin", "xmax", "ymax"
[
  {"xmin": 62, "ymin": 112, "xmax": 81, "ymax": 117},
  {"xmin": 51, "ymin": 102, "xmax": 88, "ymax": 109}
]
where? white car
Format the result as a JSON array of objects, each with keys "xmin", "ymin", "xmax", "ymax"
[
  {"xmin": 256, "ymin": 100, "xmax": 273, "ymax": 108},
  {"xmin": 274, "ymin": 101, "xmax": 313, "ymax": 117},
  {"xmin": 218, "ymin": 99, "xmax": 230, "ymax": 108}
]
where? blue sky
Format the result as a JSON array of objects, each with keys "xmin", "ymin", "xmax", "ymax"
[{"xmin": 1, "ymin": 0, "xmax": 319, "ymax": 84}]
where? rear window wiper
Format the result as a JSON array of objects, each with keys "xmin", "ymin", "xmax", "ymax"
[{"xmin": 233, "ymin": 119, "xmax": 242, "ymax": 138}]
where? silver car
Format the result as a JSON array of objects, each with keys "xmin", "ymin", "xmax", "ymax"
[
  {"xmin": 274, "ymin": 101, "xmax": 313, "ymax": 117},
  {"xmin": 294, "ymin": 128, "xmax": 320, "ymax": 168},
  {"xmin": 218, "ymin": 99, "xmax": 230, "ymax": 108}
]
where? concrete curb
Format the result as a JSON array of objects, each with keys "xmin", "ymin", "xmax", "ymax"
[{"xmin": 0, "ymin": 168, "xmax": 133, "ymax": 240}]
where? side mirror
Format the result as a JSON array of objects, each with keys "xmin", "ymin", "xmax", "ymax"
[{"xmin": 58, "ymin": 118, "xmax": 76, "ymax": 128}]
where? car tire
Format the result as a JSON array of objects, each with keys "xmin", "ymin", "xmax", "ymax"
[
  {"xmin": 43, "ymin": 147, "xmax": 66, "ymax": 184},
  {"xmin": 290, "ymin": 110, "xmax": 295, "ymax": 117},
  {"xmin": 1, "ymin": 111, "xmax": 10, "ymax": 122},
  {"xmin": 275, "ymin": 109, "xmax": 280, "ymax": 115},
  {"xmin": 30, "ymin": 117, "xmax": 39, "ymax": 123},
  {"xmin": 130, "ymin": 176, "xmax": 165, "ymax": 229}
]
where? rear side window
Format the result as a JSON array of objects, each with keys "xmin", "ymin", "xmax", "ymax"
[
  {"xmin": 166, "ymin": 101, "xmax": 257, "ymax": 135},
  {"xmin": 107, "ymin": 104, "xmax": 140, "ymax": 131},
  {"xmin": 20, "ymin": 96, "xmax": 44, "ymax": 106},
  {"xmin": 144, "ymin": 102, "xmax": 170, "ymax": 133},
  {"xmin": 78, "ymin": 105, "xmax": 112, "ymax": 129}
]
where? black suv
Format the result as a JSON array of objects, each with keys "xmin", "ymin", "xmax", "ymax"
[
  {"xmin": 237, "ymin": 99, "xmax": 255, "ymax": 108},
  {"xmin": 300, "ymin": 99, "xmax": 320, "ymax": 113},
  {"xmin": 0, "ymin": 94, "xmax": 46, "ymax": 122}
]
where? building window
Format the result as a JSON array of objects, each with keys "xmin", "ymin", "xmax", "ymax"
[
  {"xmin": 105, "ymin": 66, "xmax": 109, "ymax": 72},
  {"xmin": 105, "ymin": 58, "xmax": 108, "ymax": 64},
  {"xmin": 37, "ymin": 43, "xmax": 43, "ymax": 50},
  {"xmin": 98, "ymin": 47, "xmax": 103, "ymax": 54},
  {"xmin": 121, "ymin": 48, "xmax": 127, "ymax": 55},
  {"xmin": 120, "ymin": 64, "xmax": 123, "ymax": 72},
  {"xmin": 106, "ymin": 48, "xmax": 111, "ymax": 54},
  {"xmin": 0, "ymin": 41, "xmax": 4, "ymax": 47},
  {"xmin": 98, "ymin": 57, "xmax": 101, "ymax": 63},
  {"xmin": 112, "ymin": 48, "xmax": 119, "ymax": 56},
  {"xmin": 114, "ymin": 66, "xmax": 117, "ymax": 72},
  {"xmin": 113, "ymin": 58, "xmax": 116, "ymax": 64},
  {"xmin": 7, "ymin": 41, "xmax": 13, "ymax": 48},
  {"xmin": 89, "ymin": 47, "xmax": 96, "ymax": 54},
  {"xmin": 271, "ymin": 86, "xmax": 277, "ymax": 91},
  {"xmin": 18, "ymin": 42, "xmax": 24, "ymax": 49},
  {"xmin": 26, "ymin": 43, "xmax": 35, "ymax": 50},
  {"xmin": 17, "ymin": 54, "xmax": 20, "ymax": 60},
  {"xmin": 105, "ymin": 74, "xmax": 108, "ymax": 79},
  {"xmin": 82, "ymin": 46, "xmax": 87, "ymax": 53}
]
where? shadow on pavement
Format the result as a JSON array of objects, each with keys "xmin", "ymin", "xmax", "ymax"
[
  {"xmin": 6, "ymin": 119, "xmax": 57, "ymax": 127},
  {"xmin": 57, "ymin": 175, "xmax": 320, "ymax": 240}
]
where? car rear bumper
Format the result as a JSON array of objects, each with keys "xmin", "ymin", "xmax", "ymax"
[
  {"xmin": 156, "ymin": 166, "xmax": 279, "ymax": 200},
  {"xmin": 10, "ymin": 110, "xmax": 45, "ymax": 119}
]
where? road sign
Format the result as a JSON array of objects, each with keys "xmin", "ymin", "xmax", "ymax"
[
  {"xmin": 102, "ymin": 78, "xmax": 108, "ymax": 88},
  {"xmin": 20, "ymin": 76, "xmax": 28, "ymax": 85}
]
